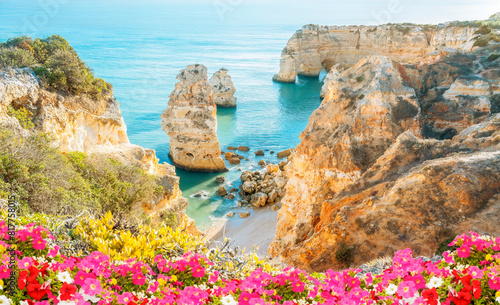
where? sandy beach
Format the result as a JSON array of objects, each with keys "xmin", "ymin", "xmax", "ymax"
[{"xmin": 205, "ymin": 206, "xmax": 278, "ymax": 256}]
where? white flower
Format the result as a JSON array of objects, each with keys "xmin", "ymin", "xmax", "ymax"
[
  {"xmin": 0, "ymin": 296, "xmax": 12, "ymax": 305},
  {"xmin": 58, "ymin": 301, "xmax": 77, "ymax": 305},
  {"xmin": 386, "ymin": 283, "xmax": 398, "ymax": 295},
  {"xmin": 426, "ymin": 276, "xmax": 443, "ymax": 289},
  {"xmin": 221, "ymin": 295, "xmax": 238, "ymax": 305},
  {"xmin": 20, "ymin": 301, "xmax": 29, "ymax": 305},
  {"xmin": 57, "ymin": 271, "xmax": 73, "ymax": 284},
  {"xmin": 496, "ymin": 296, "xmax": 500, "ymax": 304},
  {"xmin": 79, "ymin": 289, "xmax": 100, "ymax": 303}
]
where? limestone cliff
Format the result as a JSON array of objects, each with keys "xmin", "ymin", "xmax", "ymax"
[
  {"xmin": 0, "ymin": 67, "xmax": 195, "ymax": 232},
  {"xmin": 209, "ymin": 68, "xmax": 237, "ymax": 108},
  {"xmin": 161, "ymin": 64, "xmax": 226, "ymax": 172},
  {"xmin": 273, "ymin": 23, "xmax": 478, "ymax": 83},
  {"xmin": 270, "ymin": 46, "xmax": 500, "ymax": 271}
]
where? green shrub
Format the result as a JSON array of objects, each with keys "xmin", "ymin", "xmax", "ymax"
[
  {"xmin": 0, "ymin": 48, "xmax": 35, "ymax": 68},
  {"xmin": 0, "ymin": 128, "xmax": 164, "ymax": 224},
  {"xmin": 356, "ymin": 75, "xmax": 365, "ymax": 83},
  {"xmin": 436, "ymin": 236, "xmax": 459, "ymax": 255},
  {"xmin": 486, "ymin": 53, "xmax": 500, "ymax": 62},
  {"xmin": 335, "ymin": 242, "xmax": 356, "ymax": 265},
  {"xmin": 6, "ymin": 105, "xmax": 34, "ymax": 129},
  {"xmin": 474, "ymin": 25, "xmax": 492, "ymax": 35},
  {"xmin": 0, "ymin": 35, "xmax": 111, "ymax": 100}
]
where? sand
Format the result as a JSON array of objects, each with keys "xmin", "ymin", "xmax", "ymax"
[{"xmin": 205, "ymin": 206, "xmax": 278, "ymax": 256}]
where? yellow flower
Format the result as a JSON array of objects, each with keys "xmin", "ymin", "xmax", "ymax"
[
  {"xmin": 486, "ymin": 254, "xmax": 492, "ymax": 261},
  {"xmin": 496, "ymin": 290, "xmax": 500, "ymax": 298},
  {"xmin": 170, "ymin": 275, "xmax": 178, "ymax": 282},
  {"xmin": 158, "ymin": 278, "xmax": 165, "ymax": 286},
  {"xmin": 109, "ymin": 279, "xmax": 117, "ymax": 285}
]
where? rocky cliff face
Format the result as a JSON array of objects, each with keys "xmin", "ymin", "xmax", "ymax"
[
  {"xmin": 209, "ymin": 68, "xmax": 237, "ymax": 108},
  {"xmin": 269, "ymin": 45, "xmax": 500, "ymax": 272},
  {"xmin": 273, "ymin": 24, "xmax": 477, "ymax": 83},
  {"xmin": 161, "ymin": 64, "xmax": 226, "ymax": 172},
  {"xmin": 0, "ymin": 68, "xmax": 196, "ymax": 232}
]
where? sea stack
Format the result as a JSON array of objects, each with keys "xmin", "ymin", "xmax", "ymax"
[
  {"xmin": 161, "ymin": 64, "xmax": 227, "ymax": 172},
  {"xmin": 209, "ymin": 68, "xmax": 237, "ymax": 107}
]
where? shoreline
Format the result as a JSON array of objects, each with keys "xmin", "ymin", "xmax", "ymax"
[{"xmin": 204, "ymin": 206, "xmax": 278, "ymax": 256}]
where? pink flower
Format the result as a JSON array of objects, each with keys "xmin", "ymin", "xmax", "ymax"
[
  {"xmin": 74, "ymin": 271, "xmax": 96, "ymax": 286},
  {"xmin": 18, "ymin": 257, "xmax": 35, "ymax": 269},
  {"xmin": 467, "ymin": 266, "xmax": 484, "ymax": 279},
  {"xmin": 248, "ymin": 298, "xmax": 267, "ymax": 305},
  {"xmin": 291, "ymin": 280, "xmax": 305, "ymax": 293},
  {"xmin": 489, "ymin": 276, "xmax": 500, "ymax": 290},
  {"xmin": 132, "ymin": 273, "xmax": 146, "ymax": 285},
  {"xmin": 117, "ymin": 292, "xmax": 134, "ymax": 304},
  {"xmin": 397, "ymin": 280, "xmax": 417, "ymax": 299},
  {"xmin": 191, "ymin": 264, "xmax": 205, "ymax": 278},
  {"xmin": 32, "ymin": 238, "xmax": 47, "ymax": 250},
  {"xmin": 457, "ymin": 245, "xmax": 471, "ymax": 258},
  {"xmin": 82, "ymin": 278, "xmax": 102, "ymax": 296}
]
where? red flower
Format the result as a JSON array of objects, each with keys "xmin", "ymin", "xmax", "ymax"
[
  {"xmin": 18, "ymin": 270, "xmax": 29, "ymax": 290},
  {"xmin": 452, "ymin": 288, "xmax": 472, "ymax": 305},
  {"xmin": 471, "ymin": 279, "xmax": 481, "ymax": 299},
  {"xmin": 60, "ymin": 282, "xmax": 77, "ymax": 301},
  {"xmin": 27, "ymin": 282, "xmax": 48, "ymax": 301},
  {"xmin": 27, "ymin": 266, "xmax": 39, "ymax": 283},
  {"xmin": 422, "ymin": 288, "xmax": 439, "ymax": 305}
]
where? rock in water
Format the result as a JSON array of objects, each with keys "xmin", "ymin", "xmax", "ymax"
[
  {"xmin": 255, "ymin": 150, "xmax": 265, "ymax": 156},
  {"xmin": 215, "ymin": 176, "xmax": 225, "ymax": 184},
  {"xmin": 161, "ymin": 64, "xmax": 227, "ymax": 172},
  {"xmin": 277, "ymin": 149, "xmax": 294, "ymax": 159},
  {"xmin": 209, "ymin": 68, "xmax": 237, "ymax": 108},
  {"xmin": 216, "ymin": 186, "xmax": 228, "ymax": 197}
]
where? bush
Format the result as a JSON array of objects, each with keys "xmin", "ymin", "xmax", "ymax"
[
  {"xmin": 0, "ymin": 128, "xmax": 164, "ymax": 223},
  {"xmin": 6, "ymin": 105, "xmax": 34, "ymax": 129},
  {"xmin": 0, "ymin": 129, "xmax": 97, "ymax": 216},
  {"xmin": 0, "ymin": 48, "xmax": 35, "ymax": 68},
  {"xmin": 355, "ymin": 75, "xmax": 365, "ymax": 83},
  {"xmin": 335, "ymin": 242, "xmax": 356, "ymax": 265},
  {"xmin": 486, "ymin": 53, "xmax": 500, "ymax": 62},
  {"xmin": 74, "ymin": 212, "xmax": 205, "ymax": 262},
  {"xmin": 0, "ymin": 35, "xmax": 111, "ymax": 100}
]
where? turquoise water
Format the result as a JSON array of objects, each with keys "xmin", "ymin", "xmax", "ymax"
[{"xmin": 0, "ymin": 0, "xmax": 498, "ymax": 228}]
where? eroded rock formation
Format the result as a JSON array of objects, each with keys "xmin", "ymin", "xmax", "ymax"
[
  {"xmin": 270, "ymin": 45, "xmax": 500, "ymax": 272},
  {"xmin": 161, "ymin": 64, "xmax": 226, "ymax": 172},
  {"xmin": 0, "ymin": 68, "xmax": 196, "ymax": 233},
  {"xmin": 209, "ymin": 68, "xmax": 237, "ymax": 108},
  {"xmin": 273, "ymin": 24, "xmax": 478, "ymax": 83}
]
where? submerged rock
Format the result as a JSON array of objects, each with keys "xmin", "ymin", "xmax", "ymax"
[
  {"xmin": 209, "ymin": 68, "xmax": 237, "ymax": 108},
  {"xmin": 216, "ymin": 186, "xmax": 228, "ymax": 197},
  {"xmin": 215, "ymin": 176, "xmax": 226, "ymax": 184},
  {"xmin": 255, "ymin": 150, "xmax": 265, "ymax": 156},
  {"xmin": 161, "ymin": 64, "xmax": 226, "ymax": 172}
]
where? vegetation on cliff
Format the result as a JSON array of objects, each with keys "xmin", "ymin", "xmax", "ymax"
[
  {"xmin": 0, "ymin": 35, "xmax": 111, "ymax": 100},
  {"xmin": 0, "ymin": 127, "xmax": 164, "ymax": 226}
]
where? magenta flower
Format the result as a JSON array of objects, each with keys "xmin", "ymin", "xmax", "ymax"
[
  {"xmin": 397, "ymin": 280, "xmax": 416, "ymax": 299},
  {"xmin": 457, "ymin": 245, "xmax": 471, "ymax": 258},
  {"xmin": 117, "ymin": 292, "xmax": 134, "ymax": 304},
  {"xmin": 467, "ymin": 266, "xmax": 484, "ymax": 279},
  {"xmin": 132, "ymin": 273, "xmax": 146, "ymax": 285},
  {"xmin": 32, "ymin": 238, "xmax": 46, "ymax": 250},
  {"xmin": 82, "ymin": 277, "xmax": 102, "ymax": 296}
]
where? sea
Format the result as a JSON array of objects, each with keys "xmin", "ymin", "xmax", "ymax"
[{"xmin": 0, "ymin": 0, "xmax": 497, "ymax": 229}]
